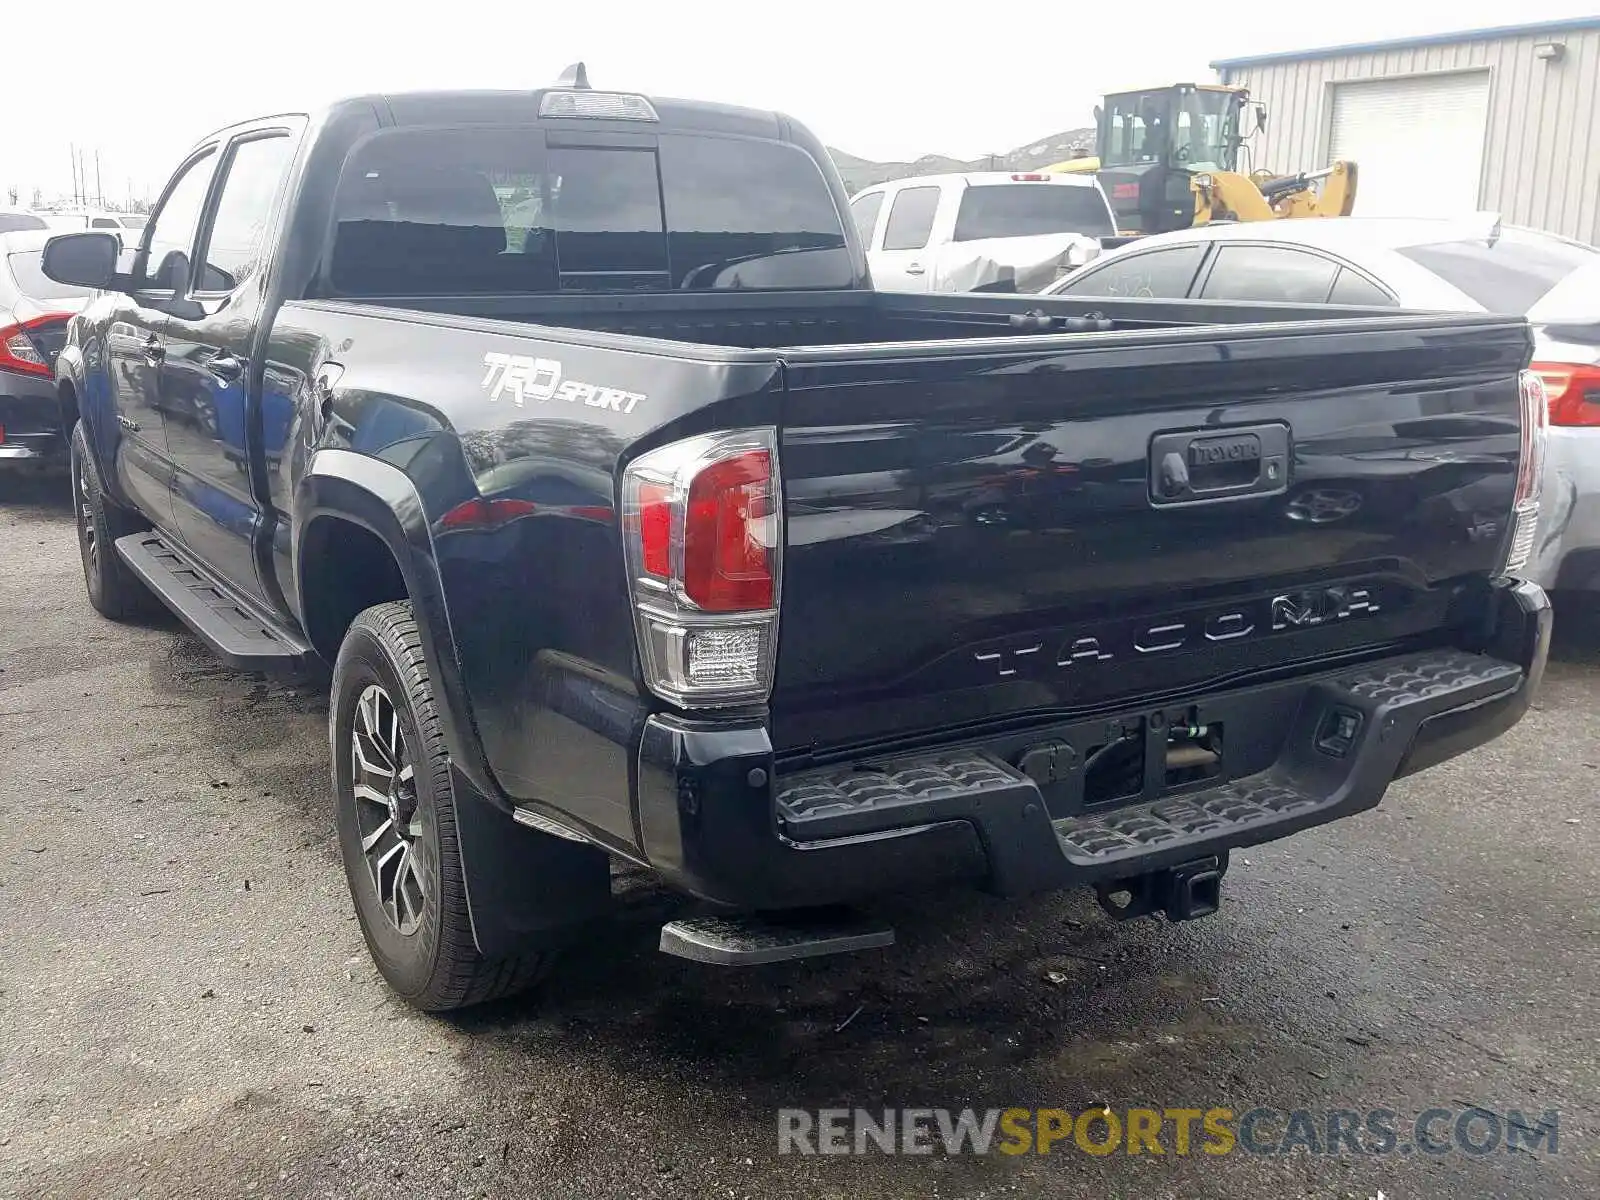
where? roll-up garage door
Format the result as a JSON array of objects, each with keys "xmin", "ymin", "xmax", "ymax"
[{"xmin": 1328, "ymin": 72, "xmax": 1490, "ymax": 217}]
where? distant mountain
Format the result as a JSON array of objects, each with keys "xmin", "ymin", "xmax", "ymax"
[{"xmin": 828, "ymin": 127, "xmax": 1096, "ymax": 194}]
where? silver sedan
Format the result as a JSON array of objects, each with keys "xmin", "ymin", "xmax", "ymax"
[{"xmin": 1046, "ymin": 216, "xmax": 1600, "ymax": 593}]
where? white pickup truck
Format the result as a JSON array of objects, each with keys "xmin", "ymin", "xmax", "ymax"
[{"xmin": 849, "ymin": 172, "xmax": 1116, "ymax": 293}]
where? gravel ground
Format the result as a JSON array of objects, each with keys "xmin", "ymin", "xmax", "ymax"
[{"xmin": 1, "ymin": 470, "xmax": 1596, "ymax": 1199}]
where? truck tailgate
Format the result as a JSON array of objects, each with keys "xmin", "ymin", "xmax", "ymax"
[{"xmin": 771, "ymin": 315, "xmax": 1531, "ymax": 756}]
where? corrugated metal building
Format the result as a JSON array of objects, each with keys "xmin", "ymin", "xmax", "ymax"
[{"xmin": 1212, "ymin": 17, "xmax": 1600, "ymax": 243}]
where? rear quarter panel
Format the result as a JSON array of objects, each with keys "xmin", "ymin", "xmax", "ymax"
[{"xmin": 271, "ymin": 301, "xmax": 782, "ymax": 849}]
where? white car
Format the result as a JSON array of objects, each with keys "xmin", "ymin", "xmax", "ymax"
[
  {"xmin": 850, "ymin": 172, "xmax": 1115, "ymax": 294},
  {"xmin": 1045, "ymin": 216, "xmax": 1600, "ymax": 593}
]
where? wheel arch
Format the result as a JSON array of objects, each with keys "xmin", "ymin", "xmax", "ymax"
[
  {"xmin": 56, "ymin": 375, "xmax": 81, "ymax": 437},
  {"xmin": 299, "ymin": 448, "xmax": 612, "ymax": 959},
  {"xmin": 56, "ymin": 354, "xmax": 123, "ymax": 507},
  {"xmin": 294, "ymin": 449, "xmax": 495, "ymax": 801}
]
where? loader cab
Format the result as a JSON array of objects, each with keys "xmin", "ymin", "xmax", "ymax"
[{"xmin": 1094, "ymin": 84, "xmax": 1258, "ymax": 234}]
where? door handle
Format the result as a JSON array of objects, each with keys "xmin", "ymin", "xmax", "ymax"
[
  {"xmin": 905, "ymin": 263, "xmax": 925, "ymax": 275},
  {"xmin": 314, "ymin": 362, "xmax": 346, "ymax": 430},
  {"xmin": 1148, "ymin": 423, "xmax": 1291, "ymax": 507},
  {"xmin": 141, "ymin": 334, "xmax": 165, "ymax": 364},
  {"xmin": 207, "ymin": 352, "xmax": 244, "ymax": 384}
]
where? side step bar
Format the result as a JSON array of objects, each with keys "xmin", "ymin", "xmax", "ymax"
[
  {"xmin": 660, "ymin": 910, "xmax": 894, "ymax": 966},
  {"xmin": 115, "ymin": 532, "xmax": 315, "ymax": 671}
]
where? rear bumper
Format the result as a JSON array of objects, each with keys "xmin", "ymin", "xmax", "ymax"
[
  {"xmin": 635, "ymin": 580, "xmax": 1550, "ymax": 909},
  {"xmin": 0, "ymin": 374, "xmax": 66, "ymax": 462}
]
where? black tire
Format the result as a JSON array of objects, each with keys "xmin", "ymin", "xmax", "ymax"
[
  {"xmin": 69, "ymin": 421, "xmax": 151, "ymax": 621},
  {"xmin": 331, "ymin": 601, "xmax": 545, "ymax": 1011}
]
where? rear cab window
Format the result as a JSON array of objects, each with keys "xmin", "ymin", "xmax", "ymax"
[
  {"xmin": 325, "ymin": 125, "xmax": 852, "ymax": 295},
  {"xmin": 1397, "ymin": 228, "xmax": 1599, "ymax": 314},
  {"xmin": 0, "ymin": 213, "xmax": 48, "ymax": 234},
  {"xmin": 952, "ymin": 183, "xmax": 1114, "ymax": 241}
]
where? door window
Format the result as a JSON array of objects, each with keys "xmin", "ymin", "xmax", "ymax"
[
  {"xmin": 881, "ymin": 186, "xmax": 940, "ymax": 252},
  {"xmin": 139, "ymin": 151, "xmax": 216, "ymax": 293},
  {"xmin": 1199, "ymin": 244, "xmax": 1340, "ymax": 303},
  {"xmin": 850, "ymin": 192, "xmax": 885, "ymax": 248},
  {"xmin": 1055, "ymin": 243, "xmax": 1207, "ymax": 298},
  {"xmin": 196, "ymin": 134, "xmax": 296, "ymax": 294},
  {"xmin": 1327, "ymin": 267, "xmax": 1397, "ymax": 306}
]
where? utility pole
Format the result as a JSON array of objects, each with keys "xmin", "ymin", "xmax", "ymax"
[
  {"xmin": 69, "ymin": 143, "xmax": 78, "ymax": 206},
  {"xmin": 95, "ymin": 150, "xmax": 103, "ymax": 208}
]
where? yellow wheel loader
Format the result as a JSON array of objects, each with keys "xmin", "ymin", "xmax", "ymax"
[{"xmin": 1045, "ymin": 84, "xmax": 1358, "ymax": 242}]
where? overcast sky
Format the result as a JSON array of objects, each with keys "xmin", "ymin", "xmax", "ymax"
[{"xmin": 8, "ymin": 0, "xmax": 1598, "ymax": 206}]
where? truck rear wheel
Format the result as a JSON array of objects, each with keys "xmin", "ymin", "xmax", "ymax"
[
  {"xmin": 331, "ymin": 601, "xmax": 546, "ymax": 1011},
  {"xmin": 69, "ymin": 422, "xmax": 151, "ymax": 621}
]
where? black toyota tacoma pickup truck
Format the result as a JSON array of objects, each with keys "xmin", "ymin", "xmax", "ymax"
[{"xmin": 43, "ymin": 69, "xmax": 1551, "ymax": 1011}]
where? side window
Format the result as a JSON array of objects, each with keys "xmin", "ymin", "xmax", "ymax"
[
  {"xmin": 91, "ymin": 217, "xmax": 119, "ymax": 229},
  {"xmin": 881, "ymin": 186, "xmax": 940, "ymax": 252},
  {"xmin": 195, "ymin": 134, "xmax": 295, "ymax": 294},
  {"xmin": 1200, "ymin": 244, "xmax": 1340, "ymax": 304},
  {"xmin": 140, "ymin": 151, "xmax": 216, "ymax": 293},
  {"xmin": 1057, "ymin": 243, "xmax": 1207, "ymax": 298},
  {"xmin": 850, "ymin": 192, "xmax": 885, "ymax": 248},
  {"xmin": 1328, "ymin": 267, "xmax": 1397, "ymax": 306}
]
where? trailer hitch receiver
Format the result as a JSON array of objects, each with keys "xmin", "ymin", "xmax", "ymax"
[{"xmin": 1094, "ymin": 854, "xmax": 1227, "ymax": 923}]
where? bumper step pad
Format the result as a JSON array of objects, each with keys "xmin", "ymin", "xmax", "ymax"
[
  {"xmin": 777, "ymin": 751, "xmax": 1027, "ymax": 840},
  {"xmin": 1056, "ymin": 778, "xmax": 1318, "ymax": 862}
]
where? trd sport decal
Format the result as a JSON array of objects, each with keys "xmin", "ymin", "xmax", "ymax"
[{"xmin": 481, "ymin": 352, "xmax": 645, "ymax": 414}]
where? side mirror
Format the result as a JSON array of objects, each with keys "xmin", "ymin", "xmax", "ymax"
[
  {"xmin": 41, "ymin": 232, "xmax": 120, "ymax": 289},
  {"xmin": 1253, "ymin": 103, "xmax": 1269, "ymax": 134},
  {"xmin": 1093, "ymin": 104, "xmax": 1104, "ymax": 123}
]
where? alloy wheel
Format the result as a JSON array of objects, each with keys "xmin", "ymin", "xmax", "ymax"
[
  {"xmin": 75, "ymin": 455, "xmax": 97, "ymax": 574},
  {"xmin": 351, "ymin": 683, "xmax": 430, "ymax": 936}
]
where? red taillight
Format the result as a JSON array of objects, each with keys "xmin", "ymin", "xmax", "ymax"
[
  {"xmin": 683, "ymin": 450, "xmax": 774, "ymax": 611},
  {"xmin": 0, "ymin": 314, "xmax": 69, "ymax": 379},
  {"xmin": 1532, "ymin": 361, "xmax": 1600, "ymax": 427},
  {"xmin": 1010, "ymin": 173, "xmax": 1048, "ymax": 182},
  {"xmin": 622, "ymin": 428, "xmax": 782, "ymax": 707},
  {"xmin": 637, "ymin": 481, "xmax": 673, "ymax": 578},
  {"xmin": 1112, "ymin": 182, "xmax": 1139, "ymax": 199}
]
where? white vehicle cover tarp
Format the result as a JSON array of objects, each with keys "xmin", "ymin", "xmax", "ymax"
[{"xmin": 933, "ymin": 232, "xmax": 1103, "ymax": 293}]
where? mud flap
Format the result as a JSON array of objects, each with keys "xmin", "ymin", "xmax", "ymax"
[{"xmin": 449, "ymin": 765, "xmax": 614, "ymax": 957}]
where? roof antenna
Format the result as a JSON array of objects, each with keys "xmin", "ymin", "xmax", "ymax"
[{"xmin": 555, "ymin": 62, "xmax": 591, "ymax": 90}]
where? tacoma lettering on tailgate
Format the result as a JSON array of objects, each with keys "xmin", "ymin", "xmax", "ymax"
[
  {"xmin": 481, "ymin": 352, "xmax": 645, "ymax": 414},
  {"xmin": 974, "ymin": 585, "xmax": 1383, "ymax": 679}
]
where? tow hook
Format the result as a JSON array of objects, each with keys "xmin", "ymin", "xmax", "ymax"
[{"xmin": 1094, "ymin": 854, "xmax": 1228, "ymax": 923}]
